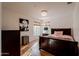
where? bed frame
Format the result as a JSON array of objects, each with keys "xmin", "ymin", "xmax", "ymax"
[{"xmin": 39, "ymin": 28, "xmax": 78, "ymax": 56}]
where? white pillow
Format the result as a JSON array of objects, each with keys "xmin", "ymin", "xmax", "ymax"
[{"xmin": 54, "ymin": 31, "xmax": 63, "ymax": 36}]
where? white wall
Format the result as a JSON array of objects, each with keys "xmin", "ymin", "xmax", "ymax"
[
  {"xmin": 0, "ymin": 2, "xmax": 2, "ymax": 56},
  {"xmin": 2, "ymin": 8, "xmax": 19, "ymax": 30},
  {"xmin": 50, "ymin": 14, "xmax": 73, "ymax": 28},
  {"xmin": 73, "ymin": 3, "xmax": 79, "ymax": 42},
  {"xmin": 2, "ymin": 5, "xmax": 35, "ymax": 42}
]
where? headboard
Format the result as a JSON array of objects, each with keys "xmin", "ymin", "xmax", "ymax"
[{"xmin": 51, "ymin": 28, "xmax": 71, "ymax": 36}]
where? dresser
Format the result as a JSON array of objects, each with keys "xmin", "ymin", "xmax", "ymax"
[{"xmin": 2, "ymin": 30, "xmax": 20, "ymax": 56}]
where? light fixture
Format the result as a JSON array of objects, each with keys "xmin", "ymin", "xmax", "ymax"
[{"xmin": 41, "ymin": 10, "xmax": 47, "ymax": 16}]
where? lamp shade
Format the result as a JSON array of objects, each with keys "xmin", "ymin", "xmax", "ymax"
[{"xmin": 41, "ymin": 10, "xmax": 47, "ymax": 16}]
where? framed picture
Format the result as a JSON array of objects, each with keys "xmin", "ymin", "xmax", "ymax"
[{"xmin": 19, "ymin": 18, "xmax": 29, "ymax": 31}]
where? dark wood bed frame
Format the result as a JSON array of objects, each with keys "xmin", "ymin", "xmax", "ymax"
[
  {"xmin": 39, "ymin": 28, "xmax": 78, "ymax": 56},
  {"xmin": 51, "ymin": 28, "xmax": 71, "ymax": 35}
]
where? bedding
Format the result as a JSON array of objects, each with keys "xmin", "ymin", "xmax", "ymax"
[
  {"xmin": 54, "ymin": 31, "xmax": 63, "ymax": 36},
  {"xmin": 48, "ymin": 34, "xmax": 73, "ymax": 41}
]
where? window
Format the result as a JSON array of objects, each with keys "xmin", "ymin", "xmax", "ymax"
[{"xmin": 33, "ymin": 25, "xmax": 41, "ymax": 36}]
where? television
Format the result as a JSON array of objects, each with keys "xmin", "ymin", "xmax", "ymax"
[{"xmin": 44, "ymin": 27, "xmax": 48, "ymax": 30}]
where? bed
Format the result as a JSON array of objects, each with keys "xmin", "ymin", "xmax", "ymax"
[
  {"xmin": 50, "ymin": 28, "xmax": 74, "ymax": 41},
  {"xmin": 39, "ymin": 28, "xmax": 78, "ymax": 56}
]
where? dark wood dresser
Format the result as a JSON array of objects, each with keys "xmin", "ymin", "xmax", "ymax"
[{"xmin": 2, "ymin": 30, "xmax": 20, "ymax": 56}]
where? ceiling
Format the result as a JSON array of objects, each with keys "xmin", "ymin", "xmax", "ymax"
[{"xmin": 2, "ymin": 2, "xmax": 75, "ymax": 21}]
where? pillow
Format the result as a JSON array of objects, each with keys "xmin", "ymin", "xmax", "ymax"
[{"xmin": 54, "ymin": 31, "xmax": 63, "ymax": 36}]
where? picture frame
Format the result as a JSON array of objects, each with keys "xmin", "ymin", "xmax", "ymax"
[{"xmin": 19, "ymin": 18, "xmax": 29, "ymax": 31}]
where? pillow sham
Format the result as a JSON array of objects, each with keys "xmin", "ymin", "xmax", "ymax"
[{"xmin": 54, "ymin": 31, "xmax": 63, "ymax": 36}]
